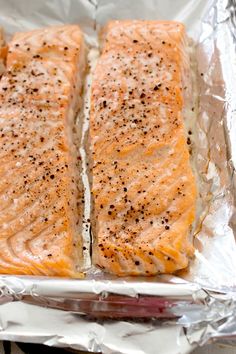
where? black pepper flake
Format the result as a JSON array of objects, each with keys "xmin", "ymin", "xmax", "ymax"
[
  {"xmin": 123, "ymin": 187, "xmax": 127, "ymax": 192},
  {"xmin": 165, "ymin": 225, "xmax": 170, "ymax": 230},
  {"xmin": 50, "ymin": 174, "xmax": 55, "ymax": 179},
  {"xmin": 103, "ymin": 100, "xmax": 107, "ymax": 108},
  {"xmin": 135, "ymin": 261, "xmax": 140, "ymax": 265},
  {"xmin": 153, "ymin": 84, "xmax": 161, "ymax": 91},
  {"xmin": 140, "ymin": 93, "xmax": 145, "ymax": 99},
  {"xmin": 133, "ymin": 39, "xmax": 138, "ymax": 43},
  {"xmin": 64, "ymin": 46, "xmax": 68, "ymax": 50},
  {"xmin": 33, "ymin": 88, "xmax": 38, "ymax": 92}
]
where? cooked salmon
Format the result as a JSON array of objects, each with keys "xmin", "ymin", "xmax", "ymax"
[
  {"xmin": 0, "ymin": 25, "xmax": 86, "ymax": 277},
  {"xmin": 90, "ymin": 20, "xmax": 197, "ymax": 276},
  {"xmin": 0, "ymin": 28, "xmax": 7, "ymax": 77}
]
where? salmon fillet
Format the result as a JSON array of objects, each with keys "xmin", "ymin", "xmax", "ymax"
[
  {"xmin": 0, "ymin": 28, "xmax": 7, "ymax": 76},
  {"xmin": 0, "ymin": 25, "xmax": 86, "ymax": 277},
  {"xmin": 90, "ymin": 20, "xmax": 197, "ymax": 276}
]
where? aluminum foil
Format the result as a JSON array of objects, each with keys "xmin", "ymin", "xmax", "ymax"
[{"xmin": 0, "ymin": 0, "xmax": 236, "ymax": 353}]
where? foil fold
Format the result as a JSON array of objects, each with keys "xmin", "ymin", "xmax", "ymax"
[{"xmin": 0, "ymin": 0, "xmax": 235, "ymax": 353}]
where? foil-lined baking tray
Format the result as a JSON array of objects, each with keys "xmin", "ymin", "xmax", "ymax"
[{"xmin": 0, "ymin": 0, "xmax": 236, "ymax": 353}]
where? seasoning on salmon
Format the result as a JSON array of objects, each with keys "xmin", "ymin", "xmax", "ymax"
[
  {"xmin": 90, "ymin": 20, "xmax": 197, "ymax": 276},
  {"xmin": 0, "ymin": 25, "xmax": 86, "ymax": 277}
]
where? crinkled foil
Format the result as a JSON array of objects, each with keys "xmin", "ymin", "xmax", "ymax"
[{"xmin": 0, "ymin": 0, "xmax": 236, "ymax": 353}]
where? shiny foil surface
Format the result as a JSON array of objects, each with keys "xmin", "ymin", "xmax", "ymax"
[{"xmin": 0, "ymin": 0, "xmax": 236, "ymax": 353}]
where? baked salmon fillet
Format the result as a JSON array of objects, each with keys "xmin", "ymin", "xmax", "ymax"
[
  {"xmin": 0, "ymin": 28, "xmax": 7, "ymax": 77},
  {"xmin": 0, "ymin": 25, "xmax": 86, "ymax": 277},
  {"xmin": 90, "ymin": 20, "xmax": 197, "ymax": 276}
]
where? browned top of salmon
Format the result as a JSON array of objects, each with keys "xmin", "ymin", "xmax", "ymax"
[
  {"xmin": 0, "ymin": 25, "xmax": 86, "ymax": 277},
  {"xmin": 90, "ymin": 20, "xmax": 197, "ymax": 276}
]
